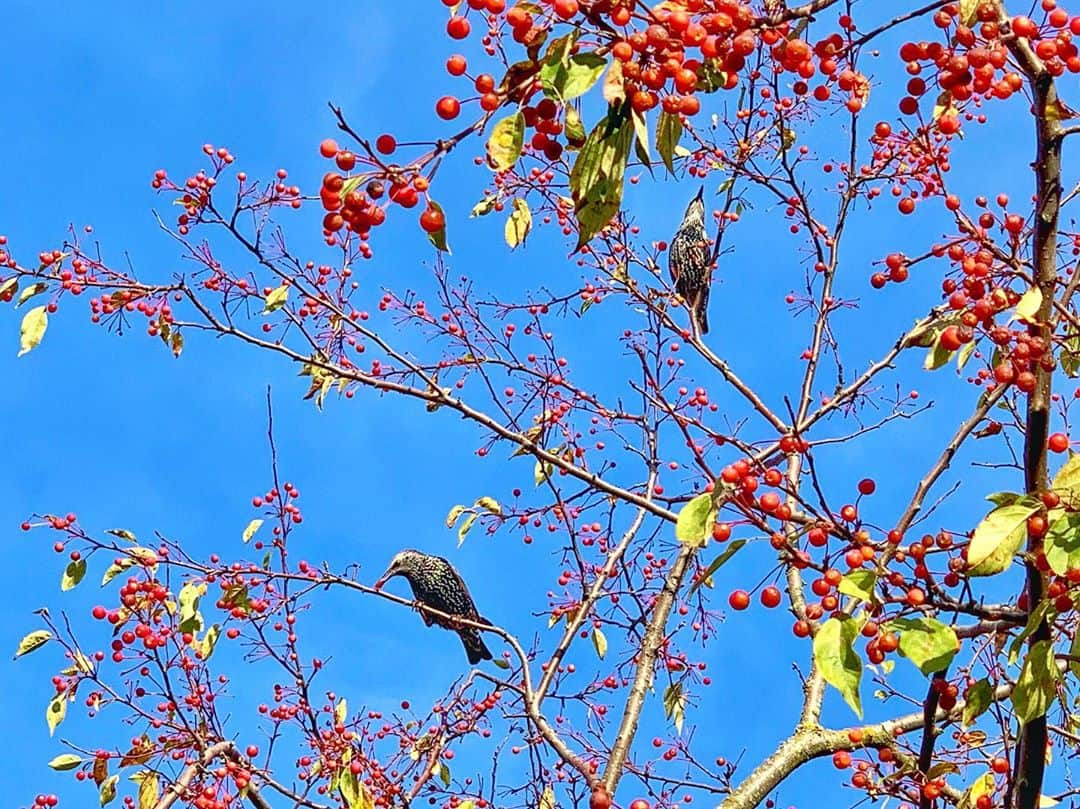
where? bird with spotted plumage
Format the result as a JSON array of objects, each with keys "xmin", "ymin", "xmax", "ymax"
[
  {"xmin": 374, "ymin": 549, "xmax": 494, "ymax": 664},
  {"xmin": 668, "ymin": 186, "xmax": 714, "ymax": 337}
]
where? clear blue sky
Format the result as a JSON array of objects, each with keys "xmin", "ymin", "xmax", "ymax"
[{"xmin": 1, "ymin": 2, "xmax": 1067, "ymax": 808}]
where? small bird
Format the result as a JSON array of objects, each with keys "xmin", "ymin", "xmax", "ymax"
[
  {"xmin": 374, "ymin": 550, "xmax": 494, "ymax": 664},
  {"xmin": 668, "ymin": 186, "xmax": 713, "ymax": 336}
]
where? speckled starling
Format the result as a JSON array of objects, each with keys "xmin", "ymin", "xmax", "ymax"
[
  {"xmin": 374, "ymin": 550, "xmax": 494, "ymax": 664},
  {"xmin": 668, "ymin": 186, "xmax": 712, "ymax": 336}
]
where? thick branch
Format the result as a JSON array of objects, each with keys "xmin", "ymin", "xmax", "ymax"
[{"xmin": 602, "ymin": 543, "xmax": 697, "ymax": 791}]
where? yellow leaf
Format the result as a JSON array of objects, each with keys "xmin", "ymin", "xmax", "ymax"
[
  {"xmin": 263, "ymin": 285, "xmax": 289, "ymax": 314},
  {"xmin": 486, "ymin": 113, "xmax": 525, "ymax": 172},
  {"xmin": 14, "ymin": 629, "xmax": 52, "ymax": 658},
  {"xmin": 242, "ymin": 519, "xmax": 264, "ymax": 543},
  {"xmin": 1016, "ymin": 286, "xmax": 1043, "ymax": 323},
  {"xmin": 505, "ymin": 198, "xmax": 533, "ymax": 249},
  {"xmin": 46, "ymin": 693, "xmax": 67, "ymax": 736},
  {"xmin": 18, "ymin": 305, "xmax": 48, "ymax": 356},
  {"xmin": 592, "ymin": 627, "xmax": 608, "ymax": 659},
  {"xmin": 602, "ymin": 60, "xmax": 625, "ymax": 106}
]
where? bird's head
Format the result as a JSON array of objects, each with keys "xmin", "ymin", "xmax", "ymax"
[
  {"xmin": 374, "ymin": 549, "xmax": 425, "ymax": 590},
  {"xmin": 682, "ymin": 185, "xmax": 706, "ymax": 226}
]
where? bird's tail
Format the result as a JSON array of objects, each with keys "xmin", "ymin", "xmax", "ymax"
[
  {"xmin": 461, "ymin": 615, "xmax": 494, "ymax": 665},
  {"xmin": 461, "ymin": 629, "xmax": 493, "ymax": 665},
  {"xmin": 694, "ymin": 289, "xmax": 710, "ymax": 335}
]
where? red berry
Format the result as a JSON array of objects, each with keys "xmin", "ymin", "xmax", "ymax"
[
  {"xmin": 590, "ymin": 788, "xmax": 613, "ymax": 809},
  {"xmin": 760, "ymin": 586, "xmax": 782, "ymax": 608},
  {"xmin": 92, "ymin": 605, "xmax": 107, "ymax": 620},
  {"xmin": 857, "ymin": 478, "xmax": 876, "ymax": 495},
  {"xmin": 318, "ymin": 139, "xmax": 339, "ymax": 158},
  {"xmin": 375, "ymin": 134, "xmax": 397, "ymax": 155},
  {"xmin": 1049, "ymin": 432, "xmax": 1069, "ymax": 453},
  {"xmin": 728, "ymin": 590, "xmax": 750, "ymax": 610},
  {"xmin": 419, "ymin": 206, "xmax": 446, "ymax": 233},
  {"xmin": 436, "ymin": 96, "xmax": 461, "ymax": 120},
  {"xmin": 447, "ymin": 16, "xmax": 471, "ymax": 39}
]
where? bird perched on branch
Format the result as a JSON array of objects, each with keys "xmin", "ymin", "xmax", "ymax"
[
  {"xmin": 374, "ymin": 550, "xmax": 494, "ymax": 664},
  {"xmin": 668, "ymin": 186, "xmax": 713, "ymax": 336}
]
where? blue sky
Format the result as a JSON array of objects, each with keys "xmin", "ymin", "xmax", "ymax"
[{"xmin": 2, "ymin": 2, "xmax": 1073, "ymax": 808}]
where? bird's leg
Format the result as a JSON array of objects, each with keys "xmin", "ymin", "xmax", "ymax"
[{"xmin": 412, "ymin": 599, "xmax": 435, "ymax": 626}]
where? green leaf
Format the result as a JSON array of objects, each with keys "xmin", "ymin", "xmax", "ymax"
[
  {"xmin": 198, "ymin": 624, "xmax": 221, "ymax": 660},
  {"xmin": 335, "ymin": 697, "xmax": 348, "ymax": 724},
  {"xmin": 492, "ymin": 657, "xmax": 510, "ymax": 669},
  {"xmin": 135, "ymin": 771, "xmax": 160, "ymax": 809},
  {"xmin": 838, "ymin": 570, "xmax": 877, "ymax": 603},
  {"xmin": 505, "ymin": 198, "xmax": 532, "ymax": 249},
  {"xmin": 960, "ymin": 773, "xmax": 995, "ymax": 809},
  {"xmin": 1062, "ymin": 331, "xmax": 1080, "ymax": 377},
  {"xmin": 48, "ymin": 753, "xmax": 83, "ymax": 771},
  {"xmin": 458, "ymin": 513, "xmax": 477, "ymax": 547},
  {"xmin": 61, "ymin": 558, "xmax": 87, "ymax": 591},
  {"xmin": 687, "ymin": 540, "xmax": 747, "ymax": 596},
  {"xmin": 534, "ymin": 458, "xmax": 553, "ymax": 486},
  {"xmin": 986, "ymin": 491, "xmax": 1025, "ymax": 507},
  {"xmin": 439, "ymin": 762, "xmax": 451, "ymax": 787},
  {"xmin": 540, "ymin": 33, "xmax": 606, "ymax": 101},
  {"xmin": 486, "ymin": 113, "xmax": 526, "ymax": 172},
  {"xmin": 1070, "ymin": 631, "xmax": 1080, "ymax": 679},
  {"xmin": 340, "ymin": 769, "xmax": 373, "ymax": 809},
  {"xmin": 962, "ymin": 678, "xmax": 993, "ymax": 727},
  {"xmin": 14, "ymin": 629, "xmax": 52, "ymax": 658},
  {"xmin": 100, "ymin": 774, "xmax": 119, "ymax": 806},
  {"xmin": 956, "ymin": 339, "xmax": 976, "ymax": 371},
  {"xmin": 564, "ymin": 105, "xmax": 586, "ymax": 146},
  {"xmin": 101, "ymin": 557, "xmax": 136, "ymax": 586},
  {"xmin": 16, "ymin": 282, "xmax": 48, "ymax": 307},
  {"xmin": 1015, "ymin": 285, "xmax": 1043, "ymax": 323},
  {"xmin": 569, "ymin": 108, "xmax": 633, "ymax": 249},
  {"xmin": 1009, "ymin": 600, "xmax": 1052, "ymax": 666},
  {"xmin": 1013, "ymin": 639, "xmax": 1059, "ymax": 726},
  {"xmin": 470, "ymin": 194, "xmax": 499, "ymax": 217},
  {"xmin": 967, "ymin": 503, "xmax": 1038, "ymax": 575},
  {"xmin": 959, "ymin": 0, "xmax": 978, "ymax": 24},
  {"xmin": 242, "ymin": 518, "xmax": 264, "ymax": 543},
  {"xmin": 813, "ymin": 616, "xmax": 863, "ymax": 718},
  {"xmin": 540, "ymin": 786, "xmax": 555, "ymax": 809},
  {"xmin": 263, "ymin": 285, "xmax": 289, "ymax": 314},
  {"xmin": 887, "ymin": 616, "xmax": 959, "ymax": 676},
  {"xmin": 1053, "ymin": 453, "xmax": 1080, "ymax": 507},
  {"xmin": 592, "ymin": 627, "xmax": 607, "ymax": 659},
  {"xmin": 631, "ymin": 109, "xmax": 651, "ymax": 165},
  {"xmin": 675, "ymin": 492, "xmax": 716, "ymax": 548},
  {"xmin": 106, "ymin": 528, "xmax": 137, "ymax": 542},
  {"xmin": 1045, "ymin": 512, "xmax": 1080, "ymax": 575},
  {"xmin": 924, "ymin": 329, "xmax": 955, "ymax": 370},
  {"xmin": 18, "ymin": 305, "xmax": 48, "ymax": 357},
  {"xmin": 656, "ymin": 111, "xmax": 684, "ymax": 175},
  {"xmin": 177, "ymin": 582, "xmax": 206, "ymax": 634},
  {"xmin": 46, "ymin": 693, "xmax": 67, "ymax": 736},
  {"xmin": 425, "ymin": 200, "xmax": 451, "ymax": 254},
  {"xmin": 663, "ymin": 682, "xmax": 686, "ymax": 733}
]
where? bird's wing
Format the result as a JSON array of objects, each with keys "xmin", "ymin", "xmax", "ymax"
[{"xmin": 443, "ymin": 559, "xmax": 482, "ymax": 619}]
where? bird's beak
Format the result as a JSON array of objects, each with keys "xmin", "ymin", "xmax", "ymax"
[
  {"xmin": 373, "ymin": 565, "xmax": 395, "ymax": 591},
  {"xmin": 695, "ymin": 185, "xmax": 705, "ymax": 201}
]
